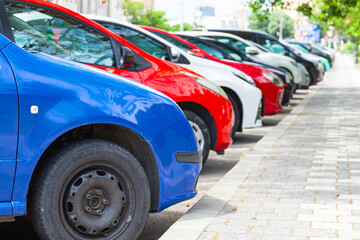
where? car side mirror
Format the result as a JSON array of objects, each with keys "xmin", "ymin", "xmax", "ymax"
[
  {"xmin": 170, "ymin": 47, "xmax": 181, "ymax": 62},
  {"xmin": 188, "ymin": 48, "xmax": 206, "ymax": 58},
  {"xmin": 245, "ymin": 46, "xmax": 259, "ymax": 55},
  {"xmin": 120, "ymin": 46, "xmax": 135, "ymax": 67}
]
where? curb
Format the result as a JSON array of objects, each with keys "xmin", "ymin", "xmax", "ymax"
[{"xmin": 159, "ymin": 88, "xmax": 317, "ymax": 240}]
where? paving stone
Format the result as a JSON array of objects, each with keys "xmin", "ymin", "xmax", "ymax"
[{"xmin": 160, "ymin": 56, "xmax": 360, "ymax": 240}]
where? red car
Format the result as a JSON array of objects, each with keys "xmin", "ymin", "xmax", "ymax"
[
  {"xmin": 1, "ymin": 0, "xmax": 233, "ymax": 163},
  {"xmin": 143, "ymin": 26, "xmax": 285, "ymax": 115}
]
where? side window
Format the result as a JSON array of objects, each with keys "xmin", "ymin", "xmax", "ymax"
[
  {"xmin": 256, "ymin": 37, "xmax": 285, "ymax": 55},
  {"xmin": 99, "ymin": 22, "xmax": 170, "ymax": 61},
  {"xmin": 212, "ymin": 37, "xmax": 248, "ymax": 54},
  {"xmin": 151, "ymin": 32, "xmax": 193, "ymax": 52},
  {"xmin": 5, "ymin": 3, "xmax": 115, "ymax": 67}
]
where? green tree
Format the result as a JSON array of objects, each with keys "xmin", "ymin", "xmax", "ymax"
[
  {"xmin": 247, "ymin": 0, "xmax": 288, "ymax": 23},
  {"xmin": 297, "ymin": 0, "xmax": 360, "ymax": 61},
  {"xmin": 249, "ymin": 11, "xmax": 294, "ymax": 39},
  {"xmin": 122, "ymin": 0, "xmax": 171, "ymax": 30},
  {"xmin": 122, "ymin": 0, "xmax": 144, "ymax": 24},
  {"xmin": 267, "ymin": 12, "xmax": 294, "ymax": 39},
  {"xmin": 169, "ymin": 23, "xmax": 194, "ymax": 31}
]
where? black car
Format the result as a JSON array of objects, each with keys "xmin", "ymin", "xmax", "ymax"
[
  {"xmin": 208, "ymin": 29, "xmax": 324, "ymax": 85},
  {"xmin": 177, "ymin": 35, "xmax": 295, "ymax": 104}
]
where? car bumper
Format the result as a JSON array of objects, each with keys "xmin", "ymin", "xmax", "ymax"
[
  {"xmin": 298, "ymin": 64, "xmax": 310, "ymax": 88},
  {"xmin": 211, "ymin": 95, "xmax": 233, "ymax": 151},
  {"xmin": 257, "ymin": 79, "xmax": 284, "ymax": 115},
  {"xmin": 240, "ymin": 83, "xmax": 263, "ymax": 129},
  {"xmin": 149, "ymin": 117, "xmax": 202, "ymax": 212}
]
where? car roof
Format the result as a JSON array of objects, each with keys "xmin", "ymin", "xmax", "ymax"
[
  {"xmin": 174, "ymin": 31, "xmax": 263, "ymax": 52},
  {"xmin": 83, "ymin": 14, "xmax": 190, "ymax": 55}
]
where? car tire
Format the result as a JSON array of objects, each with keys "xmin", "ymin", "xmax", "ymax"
[
  {"xmin": 228, "ymin": 95, "xmax": 240, "ymax": 138},
  {"xmin": 184, "ymin": 110, "xmax": 211, "ymax": 164},
  {"xmin": 29, "ymin": 140, "xmax": 150, "ymax": 240}
]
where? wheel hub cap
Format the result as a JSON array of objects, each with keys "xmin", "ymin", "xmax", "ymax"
[
  {"xmin": 64, "ymin": 169, "xmax": 127, "ymax": 236},
  {"xmin": 189, "ymin": 120, "xmax": 204, "ymax": 151}
]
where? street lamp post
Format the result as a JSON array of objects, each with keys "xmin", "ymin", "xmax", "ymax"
[{"xmin": 150, "ymin": 0, "xmax": 154, "ymax": 27}]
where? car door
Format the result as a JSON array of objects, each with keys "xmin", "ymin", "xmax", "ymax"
[
  {"xmin": 0, "ymin": 50, "xmax": 18, "ymax": 202},
  {"xmin": 2, "ymin": 0, "xmax": 142, "ymax": 81}
]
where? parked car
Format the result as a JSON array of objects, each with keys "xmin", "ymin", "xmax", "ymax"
[
  {"xmin": 0, "ymin": 33, "xmax": 202, "ymax": 240},
  {"xmin": 199, "ymin": 37, "xmax": 299, "ymax": 101},
  {"xmin": 0, "ymin": 0, "xmax": 234, "ymax": 163},
  {"xmin": 142, "ymin": 27, "xmax": 284, "ymax": 115},
  {"xmin": 287, "ymin": 41, "xmax": 333, "ymax": 66},
  {"xmin": 86, "ymin": 15, "xmax": 263, "ymax": 138},
  {"xmin": 288, "ymin": 43, "xmax": 330, "ymax": 71},
  {"xmin": 178, "ymin": 31, "xmax": 306, "ymax": 89},
  {"xmin": 314, "ymin": 43, "xmax": 336, "ymax": 62},
  {"xmin": 245, "ymin": 40, "xmax": 310, "ymax": 89},
  {"xmin": 280, "ymin": 41, "xmax": 325, "ymax": 83},
  {"xmin": 209, "ymin": 29, "xmax": 324, "ymax": 85}
]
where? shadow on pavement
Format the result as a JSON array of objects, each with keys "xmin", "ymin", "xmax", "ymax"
[{"xmin": 0, "ymin": 216, "xmax": 38, "ymax": 240}]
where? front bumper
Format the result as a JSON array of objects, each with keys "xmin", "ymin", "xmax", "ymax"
[
  {"xmin": 298, "ymin": 64, "xmax": 311, "ymax": 88},
  {"xmin": 149, "ymin": 117, "xmax": 202, "ymax": 212},
  {"xmin": 260, "ymin": 80, "xmax": 284, "ymax": 115}
]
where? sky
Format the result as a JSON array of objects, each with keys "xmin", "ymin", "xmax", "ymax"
[{"xmin": 154, "ymin": 0, "xmax": 248, "ymax": 20}]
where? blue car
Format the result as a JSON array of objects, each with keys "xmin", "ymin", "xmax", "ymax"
[{"xmin": 0, "ymin": 34, "xmax": 201, "ymax": 239}]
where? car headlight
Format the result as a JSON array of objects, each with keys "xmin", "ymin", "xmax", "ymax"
[
  {"xmin": 232, "ymin": 71, "xmax": 256, "ymax": 86},
  {"xmin": 262, "ymin": 72, "xmax": 284, "ymax": 87},
  {"xmin": 196, "ymin": 78, "xmax": 228, "ymax": 99}
]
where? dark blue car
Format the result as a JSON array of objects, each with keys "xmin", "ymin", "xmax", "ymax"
[{"xmin": 0, "ymin": 34, "xmax": 201, "ymax": 239}]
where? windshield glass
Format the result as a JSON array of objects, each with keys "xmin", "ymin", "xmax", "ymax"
[{"xmin": 5, "ymin": 3, "xmax": 115, "ymax": 67}]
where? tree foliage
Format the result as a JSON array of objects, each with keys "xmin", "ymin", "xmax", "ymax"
[
  {"xmin": 247, "ymin": 0, "xmax": 360, "ymax": 39},
  {"xmin": 122, "ymin": 0, "xmax": 171, "ymax": 30},
  {"xmin": 169, "ymin": 23, "xmax": 194, "ymax": 31},
  {"xmin": 249, "ymin": 11, "xmax": 294, "ymax": 39},
  {"xmin": 247, "ymin": 0, "xmax": 289, "ymax": 22}
]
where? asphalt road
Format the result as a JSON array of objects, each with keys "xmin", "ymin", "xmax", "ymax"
[{"xmin": 0, "ymin": 91, "xmax": 308, "ymax": 240}]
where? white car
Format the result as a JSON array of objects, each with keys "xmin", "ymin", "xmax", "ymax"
[
  {"xmin": 176, "ymin": 31, "xmax": 304, "ymax": 88},
  {"xmin": 84, "ymin": 14, "xmax": 263, "ymax": 137}
]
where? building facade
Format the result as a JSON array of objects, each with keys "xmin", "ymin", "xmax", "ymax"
[{"xmin": 47, "ymin": 0, "xmax": 125, "ymax": 20}]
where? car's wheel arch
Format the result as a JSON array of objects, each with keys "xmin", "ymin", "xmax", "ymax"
[
  {"xmin": 28, "ymin": 123, "xmax": 160, "ymax": 213},
  {"xmin": 178, "ymin": 102, "xmax": 217, "ymax": 150}
]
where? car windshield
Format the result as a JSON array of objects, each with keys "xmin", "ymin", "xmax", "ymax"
[
  {"xmin": 99, "ymin": 22, "xmax": 170, "ymax": 61},
  {"xmin": 5, "ymin": 3, "xmax": 115, "ymax": 67},
  {"xmin": 210, "ymin": 36, "xmax": 249, "ymax": 54},
  {"xmin": 209, "ymin": 41, "xmax": 243, "ymax": 61},
  {"xmin": 180, "ymin": 37, "xmax": 225, "ymax": 59},
  {"xmin": 151, "ymin": 31, "xmax": 193, "ymax": 52}
]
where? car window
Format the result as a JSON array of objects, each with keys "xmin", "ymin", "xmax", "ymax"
[
  {"xmin": 208, "ymin": 36, "xmax": 248, "ymax": 55},
  {"xmin": 211, "ymin": 43, "xmax": 242, "ymax": 61},
  {"xmin": 151, "ymin": 31, "xmax": 192, "ymax": 52},
  {"xmin": 256, "ymin": 37, "xmax": 286, "ymax": 55},
  {"xmin": 99, "ymin": 22, "xmax": 170, "ymax": 61},
  {"xmin": 180, "ymin": 37, "xmax": 224, "ymax": 59},
  {"xmin": 5, "ymin": 2, "xmax": 115, "ymax": 67}
]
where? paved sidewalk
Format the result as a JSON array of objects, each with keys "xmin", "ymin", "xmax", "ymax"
[{"xmin": 160, "ymin": 55, "xmax": 360, "ymax": 240}]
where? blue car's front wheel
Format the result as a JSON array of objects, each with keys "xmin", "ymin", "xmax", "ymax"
[{"xmin": 29, "ymin": 140, "xmax": 150, "ymax": 240}]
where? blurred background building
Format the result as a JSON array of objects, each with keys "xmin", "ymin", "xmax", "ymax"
[{"xmin": 47, "ymin": 0, "xmax": 126, "ymax": 20}]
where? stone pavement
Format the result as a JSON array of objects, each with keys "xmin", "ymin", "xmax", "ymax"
[{"xmin": 160, "ymin": 54, "xmax": 360, "ymax": 240}]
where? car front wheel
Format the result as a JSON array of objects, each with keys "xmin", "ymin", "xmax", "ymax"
[
  {"xmin": 29, "ymin": 140, "xmax": 150, "ymax": 240},
  {"xmin": 184, "ymin": 110, "xmax": 211, "ymax": 164}
]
